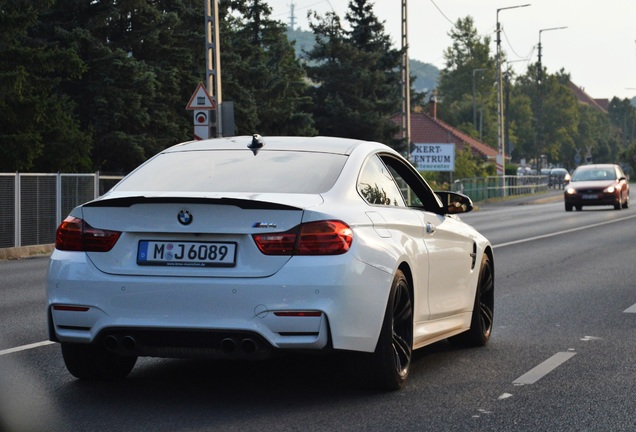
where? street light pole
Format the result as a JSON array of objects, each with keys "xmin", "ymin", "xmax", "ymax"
[
  {"xmin": 536, "ymin": 26, "xmax": 567, "ymax": 172},
  {"xmin": 537, "ymin": 27, "xmax": 567, "ymax": 84},
  {"xmin": 496, "ymin": 4, "xmax": 530, "ymax": 185}
]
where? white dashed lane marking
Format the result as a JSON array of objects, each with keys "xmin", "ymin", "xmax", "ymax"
[
  {"xmin": 623, "ymin": 304, "xmax": 636, "ymax": 313},
  {"xmin": 0, "ymin": 341, "xmax": 55, "ymax": 356},
  {"xmin": 513, "ymin": 352, "xmax": 577, "ymax": 385}
]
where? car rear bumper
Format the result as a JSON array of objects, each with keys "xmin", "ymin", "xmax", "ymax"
[{"xmin": 47, "ymin": 250, "xmax": 392, "ymax": 355}]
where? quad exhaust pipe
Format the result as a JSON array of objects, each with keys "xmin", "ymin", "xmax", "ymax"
[
  {"xmin": 220, "ymin": 337, "xmax": 259, "ymax": 354},
  {"xmin": 121, "ymin": 335, "xmax": 136, "ymax": 350},
  {"xmin": 104, "ymin": 334, "xmax": 261, "ymax": 356},
  {"xmin": 103, "ymin": 335, "xmax": 118, "ymax": 351},
  {"xmin": 103, "ymin": 335, "xmax": 137, "ymax": 351}
]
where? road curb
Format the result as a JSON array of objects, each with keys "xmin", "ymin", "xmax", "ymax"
[{"xmin": 0, "ymin": 244, "xmax": 54, "ymax": 260}]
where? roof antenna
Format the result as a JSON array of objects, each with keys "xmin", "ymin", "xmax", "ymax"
[{"xmin": 248, "ymin": 134, "xmax": 264, "ymax": 155}]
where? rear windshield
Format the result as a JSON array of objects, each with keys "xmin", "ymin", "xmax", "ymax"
[{"xmin": 114, "ymin": 149, "xmax": 347, "ymax": 194}]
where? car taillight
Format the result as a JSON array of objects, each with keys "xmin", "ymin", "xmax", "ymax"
[
  {"xmin": 296, "ymin": 220, "xmax": 353, "ymax": 255},
  {"xmin": 55, "ymin": 216, "xmax": 121, "ymax": 252},
  {"xmin": 253, "ymin": 220, "xmax": 352, "ymax": 256}
]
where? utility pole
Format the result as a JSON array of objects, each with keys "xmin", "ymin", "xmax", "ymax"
[{"xmin": 205, "ymin": 0, "xmax": 222, "ymax": 137}]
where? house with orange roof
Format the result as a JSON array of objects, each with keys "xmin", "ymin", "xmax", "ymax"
[
  {"xmin": 567, "ymin": 81, "xmax": 608, "ymax": 113},
  {"xmin": 392, "ymin": 99, "xmax": 499, "ymax": 163}
]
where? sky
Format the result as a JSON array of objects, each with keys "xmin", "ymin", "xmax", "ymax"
[{"xmin": 266, "ymin": 0, "xmax": 636, "ymax": 100}]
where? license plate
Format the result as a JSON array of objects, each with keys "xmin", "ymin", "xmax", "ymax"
[
  {"xmin": 582, "ymin": 194, "xmax": 598, "ymax": 199},
  {"xmin": 137, "ymin": 240, "xmax": 236, "ymax": 267}
]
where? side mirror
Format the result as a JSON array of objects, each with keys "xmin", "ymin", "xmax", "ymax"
[{"xmin": 435, "ymin": 191, "xmax": 474, "ymax": 215}]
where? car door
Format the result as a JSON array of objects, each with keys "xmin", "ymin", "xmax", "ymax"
[
  {"xmin": 380, "ymin": 155, "xmax": 476, "ymax": 324},
  {"xmin": 356, "ymin": 155, "xmax": 431, "ymax": 324}
]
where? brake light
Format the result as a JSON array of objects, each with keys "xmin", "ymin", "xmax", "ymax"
[
  {"xmin": 274, "ymin": 311, "xmax": 322, "ymax": 317},
  {"xmin": 55, "ymin": 216, "xmax": 121, "ymax": 252},
  {"xmin": 53, "ymin": 305, "xmax": 90, "ymax": 312},
  {"xmin": 297, "ymin": 220, "xmax": 353, "ymax": 255},
  {"xmin": 253, "ymin": 220, "xmax": 352, "ymax": 256}
]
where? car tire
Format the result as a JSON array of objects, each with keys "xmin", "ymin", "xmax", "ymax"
[
  {"xmin": 575, "ymin": 205, "xmax": 582, "ymax": 211},
  {"xmin": 449, "ymin": 254, "xmax": 494, "ymax": 347},
  {"xmin": 565, "ymin": 203, "xmax": 572, "ymax": 212},
  {"xmin": 61, "ymin": 343, "xmax": 137, "ymax": 380},
  {"xmin": 365, "ymin": 269, "xmax": 413, "ymax": 391}
]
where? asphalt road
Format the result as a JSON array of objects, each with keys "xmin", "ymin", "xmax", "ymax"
[{"xmin": 1, "ymin": 193, "xmax": 636, "ymax": 432}]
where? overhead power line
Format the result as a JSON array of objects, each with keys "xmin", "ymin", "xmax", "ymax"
[
  {"xmin": 429, "ymin": 0, "xmax": 455, "ymax": 27},
  {"xmin": 502, "ymin": 27, "xmax": 534, "ymax": 60}
]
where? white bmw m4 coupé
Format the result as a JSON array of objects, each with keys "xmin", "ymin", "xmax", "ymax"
[{"xmin": 47, "ymin": 135, "xmax": 494, "ymax": 390}]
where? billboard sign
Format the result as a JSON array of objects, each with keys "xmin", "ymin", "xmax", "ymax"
[{"xmin": 411, "ymin": 143, "xmax": 455, "ymax": 172}]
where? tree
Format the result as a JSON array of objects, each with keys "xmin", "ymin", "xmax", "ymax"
[
  {"xmin": 0, "ymin": 0, "xmax": 92, "ymax": 172},
  {"xmin": 437, "ymin": 16, "xmax": 496, "ymax": 145},
  {"xmin": 305, "ymin": 0, "xmax": 403, "ymax": 147},
  {"xmin": 608, "ymin": 97, "xmax": 636, "ymax": 148},
  {"xmin": 453, "ymin": 147, "xmax": 490, "ymax": 179},
  {"xmin": 218, "ymin": 0, "xmax": 315, "ymax": 136},
  {"xmin": 287, "ymin": 27, "xmax": 440, "ymax": 97},
  {"xmin": 514, "ymin": 66, "xmax": 579, "ymax": 169},
  {"xmin": 505, "ymin": 88, "xmax": 534, "ymax": 162},
  {"xmin": 37, "ymin": 0, "xmax": 205, "ymax": 173}
]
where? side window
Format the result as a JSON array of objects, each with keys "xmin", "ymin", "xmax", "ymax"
[
  {"xmin": 386, "ymin": 165, "xmax": 423, "ymax": 207},
  {"xmin": 380, "ymin": 154, "xmax": 443, "ymax": 213},
  {"xmin": 357, "ymin": 156, "xmax": 406, "ymax": 207}
]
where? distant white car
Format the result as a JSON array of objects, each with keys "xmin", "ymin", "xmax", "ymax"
[{"xmin": 47, "ymin": 135, "xmax": 494, "ymax": 390}]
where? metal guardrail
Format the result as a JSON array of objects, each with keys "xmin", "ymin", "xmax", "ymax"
[
  {"xmin": 0, "ymin": 173, "xmax": 123, "ymax": 248},
  {"xmin": 0, "ymin": 173, "xmax": 547, "ymax": 250}
]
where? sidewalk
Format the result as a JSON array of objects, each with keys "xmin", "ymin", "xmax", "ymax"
[{"xmin": 478, "ymin": 188, "xmax": 564, "ymax": 207}]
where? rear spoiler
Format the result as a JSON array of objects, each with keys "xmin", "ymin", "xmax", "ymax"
[{"xmin": 83, "ymin": 196, "xmax": 300, "ymax": 211}]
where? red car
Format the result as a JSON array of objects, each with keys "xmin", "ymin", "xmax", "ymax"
[{"xmin": 564, "ymin": 164, "xmax": 630, "ymax": 211}]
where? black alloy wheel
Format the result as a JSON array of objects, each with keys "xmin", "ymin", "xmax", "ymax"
[
  {"xmin": 366, "ymin": 269, "xmax": 413, "ymax": 391},
  {"xmin": 450, "ymin": 254, "xmax": 494, "ymax": 347}
]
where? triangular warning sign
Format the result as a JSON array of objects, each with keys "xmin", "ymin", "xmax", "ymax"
[{"xmin": 186, "ymin": 83, "xmax": 216, "ymax": 110}]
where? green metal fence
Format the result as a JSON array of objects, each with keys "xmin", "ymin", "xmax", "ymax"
[
  {"xmin": 451, "ymin": 175, "xmax": 549, "ymax": 201},
  {"xmin": 0, "ymin": 172, "xmax": 548, "ymax": 250}
]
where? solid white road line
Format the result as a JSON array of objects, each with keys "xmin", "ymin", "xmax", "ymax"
[
  {"xmin": 0, "ymin": 340, "xmax": 55, "ymax": 356},
  {"xmin": 513, "ymin": 351, "xmax": 577, "ymax": 385},
  {"xmin": 494, "ymin": 214, "xmax": 636, "ymax": 249}
]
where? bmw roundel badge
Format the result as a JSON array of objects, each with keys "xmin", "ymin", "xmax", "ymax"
[{"xmin": 177, "ymin": 209, "xmax": 193, "ymax": 225}]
